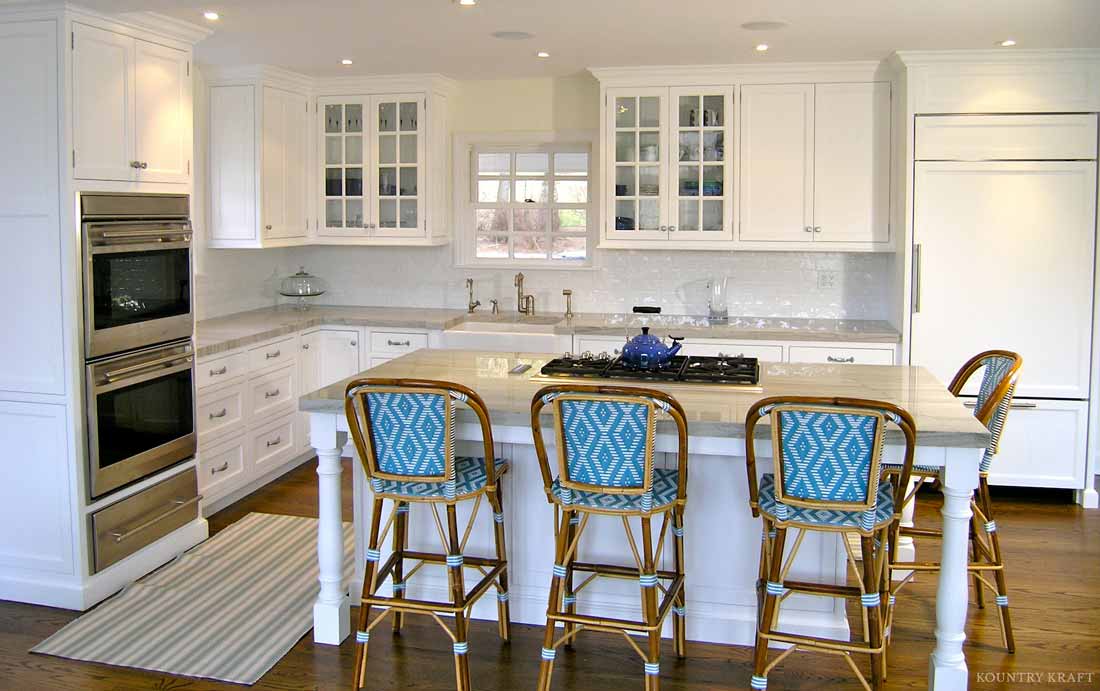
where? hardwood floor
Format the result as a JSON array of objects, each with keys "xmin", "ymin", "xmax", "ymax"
[{"xmin": 2, "ymin": 460, "xmax": 1097, "ymax": 690}]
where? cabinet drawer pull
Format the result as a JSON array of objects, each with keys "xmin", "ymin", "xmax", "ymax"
[
  {"xmin": 108, "ymin": 496, "xmax": 201, "ymax": 543},
  {"xmin": 264, "ymin": 388, "xmax": 281, "ymax": 399},
  {"xmin": 963, "ymin": 400, "xmax": 1037, "ymax": 410},
  {"xmin": 266, "ymin": 436, "xmax": 282, "ymax": 447},
  {"xmin": 211, "ymin": 461, "xmax": 229, "ymax": 475},
  {"xmin": 387, "ymin": 339, "xmax": 411, "ymax": 347},
  {"xmin": 209, "ymin": 408, "xmax": 228, "ymax": 420},
  {"xmin": 265, "ymin": 350, "xmax": 281, "ymax": 359},
  {"xmin": 826, "ymin": 355, "xmax": 855, "ymax": 363},
  {"xmin": 209, "ymin": 366, "xmax": 228, "ymax": 376}
]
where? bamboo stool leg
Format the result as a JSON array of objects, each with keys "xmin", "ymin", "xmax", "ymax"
[
  {"xmin": 562, "ymin": 514, "xmax": 579, "ymax": 650},
  {"xmin": 640, "ymin": 515, "xmax": 662, "ymax": 691},
  {"xmin": 538, "ymin": 509, "xmax": 571, "ymax": 691},
  {"xmin": 861, "ymin": 534, "xmax": 885, "ymax": 691},
  {"xmin": 443, "ymin": 504, "xmax": 472, "ymax": 691},
  {"xmin": 391, "ymin": 501, "xmax": 409, "ymax": 633},
  {"xmin": 353, "ymin": 497, "xmax": 385, "ymax": 690},
  {"xmin": 751, "ymin": 526, "xmax": 787, "ymax": 691},
  {"xmin": 979, "ymin": 476, "xmax": 1016, "ymax": 653},
  {"xmin": 970, "ymin": 512, "xmax": 985, "ymax": 609},
  {"xmin": 487, "ymin": 486, "xmax": 511, "ymax": 642},
  {"xmin": 671, "ymin": 507, "xmax": 687, "ymax": 659}
]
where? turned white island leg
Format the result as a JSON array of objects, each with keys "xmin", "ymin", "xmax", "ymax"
[
  {"xmin": 312, "ymin": 411, "xmax": 350, "ymax": 645},
  {"xmin": 929, "ymin": 446, "xmax": 982, "ymax": 691}
]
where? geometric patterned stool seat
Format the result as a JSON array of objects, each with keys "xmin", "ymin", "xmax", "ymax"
[
  {"xmin": 370, "ymin": 456, "xmax": 508, "ymax": 499},
  {"xmin": 758, "ymin": 473, "xmax": 896, "ymax": 531},
  {"xmin": 550, "ymin": 467, "xmax": 680, "ymax": 513}
]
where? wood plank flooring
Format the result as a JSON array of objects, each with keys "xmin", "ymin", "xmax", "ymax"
[{"xmin": 1, "ymin": 459, "xmax": 1097, "ymax": 690}]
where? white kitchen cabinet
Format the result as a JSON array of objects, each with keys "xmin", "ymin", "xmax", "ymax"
[
  {"xmin": 72, "ymin": 23, "xmax": 191, "ymax": 183},
  {"xmin": 739, "ymin": 82, "xmax": 890, "ymax": 248},
  {"xmin": 301, "ymin": 329, "xmax": 361, "ymax": 394},
  {"xmin": 207, "ymin": 68, "xmax": 311, "ymax": 248},
  {"xmin": 787, "ymin": 345, "xmax": 894, "ymax": 366},
  {"xmin": 602, "ymin": 86, "xmax": 735, "ymax": 247},
  {"xmin": 981, "ymin": 399, "xmax": 1089, "ymax": 490}
]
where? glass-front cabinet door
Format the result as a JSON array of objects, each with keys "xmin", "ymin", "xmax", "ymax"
[
  {"xmin": 670, "ymin": 86, "xmax": 734, "ymax": 241},
  {"xmin": 371, "ymin": 94, "xmax": 425, "ymax": 238},
  {"xmin": 606, "ymin": 88, "xmax": 668, "ymax": 241},
  {"xmin": 320, "ymin": 98, "xmax": 368, "ymax": 236}
]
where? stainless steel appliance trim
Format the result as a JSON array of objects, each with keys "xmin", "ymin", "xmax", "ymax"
[
  {"xmin": 87, "ymin": 342, "xmax": 197, "ymax": 499},
  {"xmin": 108, "ymin": 495, "xmax": 201, "ymax": 543},
  {"xmin": 912, "ymin": 243, "xmax": 922, "ymax": 314},
  {"xmin": 81, "ymin": 192, "xmax": 190, "ymax": 219}
]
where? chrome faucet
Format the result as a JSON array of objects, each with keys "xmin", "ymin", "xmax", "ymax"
[
  {"xmin": 562, "ymin": 289, "xmax": 574, "ymax": 319},
  {"xmin": 514, "ymin": 272, "xmax": 535, "ymax": 316},
  {"xmin": 490, "ymin": 299, "xmax": 500, "ymax": 315},
  {"xmin": 466, "ymin": 278, "xmax": 480, "ymax": 313}
]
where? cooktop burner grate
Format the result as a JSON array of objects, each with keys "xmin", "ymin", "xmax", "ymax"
[{"xmin": 539, "ymin": 354, "xmax": 760, "ymax": 386}]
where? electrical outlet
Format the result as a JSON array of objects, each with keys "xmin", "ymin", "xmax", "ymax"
[{"xmin": 817, "ymin": 270, "xmax": 837, "ymax": 289}]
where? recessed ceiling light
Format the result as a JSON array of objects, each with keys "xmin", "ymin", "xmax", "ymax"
[
  {"xmin": 741, "ymin": 20, "xmax": 787, "ymax": 31},
  {"xmin": 755, "ymin": 43, "xmax": 769, "ymax": 52},
  {"xmin": 202, "ymin": 10, "xmax": 219, "ymax": 21},
  {"xmin": 999, "ymin": 39, "xmax": 1017, "ymax": 47},
  {"xmin": 536, "ymin": 51, "xmax": 550, "ymax": 58},
  {"xmin": 341, "ymin": 59, "xmax": 353, "ymax": 65},
  {"xmin": 491, "ymin": 31, "xmax": 534, "ymax": 41},
  {"xmin": 457, "ymin": 0, "xmax": 477, "ymax": 5}
]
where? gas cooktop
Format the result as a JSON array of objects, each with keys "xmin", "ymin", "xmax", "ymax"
[{"xmin": 539, "ymin": 354, "xmax": 760, "ymax": 386}]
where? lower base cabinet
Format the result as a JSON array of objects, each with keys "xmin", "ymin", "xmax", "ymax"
[
  {"xmin": 983, "ymin": 398, "xmax": 1088, "ymax": 490},
  {"xmin": 573, "ymin": 335, "xmax": 897, "ymax": 366}
]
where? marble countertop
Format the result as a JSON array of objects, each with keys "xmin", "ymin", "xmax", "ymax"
[
  {"xmin": 300, "ymin": 349, "xmax": 989, "ymax": 448},
  {"xmin": 197, "ymin": 306, "xmax": 900, "ymax": 357}
]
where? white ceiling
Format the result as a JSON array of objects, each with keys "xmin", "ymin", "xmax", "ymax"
[{"xmin": 82, "ymin": 0, "xmax": 1100, "ymax": 79}]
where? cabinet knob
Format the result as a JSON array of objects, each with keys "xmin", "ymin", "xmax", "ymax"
[
  {"xmin": 668, "ymin": 225, "xmax": 676, "ymax": 232},
  {"xmin": 813, "ymin": 226, "xmax": 822, "ymax": 233},
  {"xmin": 302, "ymin": 343, "xmax": 309, "ymax": 350},
  {"xmin": 350, "ymin": 340, "xmax": 357, "ymax": 346},
  {"xmin": 804, "ymin": 226, "xmax": 813, "ymax": 233},
  {"xmin": 130, "ymin": 160, "xmax": 142, "ymax": 169},
  {"xmin": 265, "ymin": 224, "xmax": 273, "ymax": 231},
  {"xmin": 659, "ymin": 225, "xmax": 668, "ymax": 232},
  {"xmin": 140, "ymin": 161, "xmax": 148, "ymax": 169}
]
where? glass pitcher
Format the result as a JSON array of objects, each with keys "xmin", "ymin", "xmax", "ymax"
[{"xmin": 707, "ymin": 277, "xmax": 729, "ymax": 322}]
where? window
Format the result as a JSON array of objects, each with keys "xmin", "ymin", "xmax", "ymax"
[{"xmin": 468, "ymin": 145, "xmax": 591, "ymax": 265}]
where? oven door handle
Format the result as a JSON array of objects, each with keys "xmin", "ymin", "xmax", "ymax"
[
  {"xmin": 100, "ymin": 228, "xmax": 192, "ymax": 240},
  {"xmin": 104, "ymin": 354, "xmax": 194, "ymax": 383},
  {"xmin": 108, "ymin": 495, "xmax": 202, "ymax": 543}
]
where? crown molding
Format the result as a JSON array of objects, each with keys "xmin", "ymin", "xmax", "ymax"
[
  {"xmin": 202, "ymin": 64, "xmax": 315, "ymax": 93},
  {"xmin": 894, "ymin": 48, "xmax": 1100, "ymax": 66},
  {"xmin": 113, "ymin": 11, "xmax": 213, "ymax": 45},
  {"xmin": 589, "ymin": 60, "xmax": 888, "ymax": 86},
  {"xmin": 200, "ymin": 65, "xmax": 461, "ymax": 97}
]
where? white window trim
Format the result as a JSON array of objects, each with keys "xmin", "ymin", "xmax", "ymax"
[{"xmin": 453, "ymin": 130, "xmax": 600, "ymax": 270}]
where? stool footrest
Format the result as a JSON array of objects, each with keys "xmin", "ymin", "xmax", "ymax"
[
  {"xmin": 546, "ymin": 574, "xmax": 684, "ymax": 633},
  {"xmin": 772, "ymin": 579, "xmax": 864, "ymax": 599},
  {"xmin": 570, "ymin": 560, "xmax": 678, "ymax": 581},
  {"xmin": 402, "ymin": 550, "xmax": 503, "ymax": 568},
  {"xmin": 362, "ymin": 562, "xmax": 507, "ymax": 614}
]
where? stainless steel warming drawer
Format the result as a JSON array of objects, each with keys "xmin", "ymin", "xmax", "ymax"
[{"xmin": 91, "ymin": 467, "xmax": 199, "ymax": 573}]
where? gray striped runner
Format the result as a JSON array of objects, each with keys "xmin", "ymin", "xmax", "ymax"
[{"xmin": 32, "ymin": 513, "xmax": 354, "ymax": 685}]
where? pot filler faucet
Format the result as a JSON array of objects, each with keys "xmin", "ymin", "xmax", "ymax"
[
  {"xmin": 466, "ymin": 278, "xmax": 480, "ymax": 313},
  {"xmin": 514, "ymin": 272, "xmax": 535, "ymax": 316}
]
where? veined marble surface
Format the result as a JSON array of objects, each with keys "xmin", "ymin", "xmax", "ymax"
[
  {"xmin": 301, "ymin": 349, "xmax": 989, "ymax": 448},
  {"xmin": 197, "ymin": 306, "xmax": 900, "ymax": 357}
]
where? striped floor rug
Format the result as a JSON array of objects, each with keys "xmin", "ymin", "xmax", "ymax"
[{"xmin": 32, "ymin": 513, "xmax": 354, "ymax": 685}]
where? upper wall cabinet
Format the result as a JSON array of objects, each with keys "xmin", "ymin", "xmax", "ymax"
[
  {"xmin": 72, "ymin": 23, "xmax": 191, "ymax": 184},
  {"xmin": 207, "ymin": 71, "xmax": 310, "ymax": 248},
  {"xmin": 602, "ymin": 86, "xmax": 735, "ymax": 249},
  {"xmin": 739, "ymin": 82, "xmax": 891, "ymax": 248},
  {"xmin": 316, "ymin": 91, "xmax": 450, "ymax": 246}
]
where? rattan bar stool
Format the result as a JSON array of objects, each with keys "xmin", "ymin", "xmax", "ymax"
[
  {"xmin": 885, "ymin": 350, "xmax": 1023, "ymax": 653},
  {"xmin": 344, "ymin": 378, "xmax": 511, "ymax": 691},
  {"xmin": 530, "ymin": 384, "xmax": 690, "ymax": 691},
  {"xmin": 744, "ymin": 396, "xmax": 917, "ymax": 691}
]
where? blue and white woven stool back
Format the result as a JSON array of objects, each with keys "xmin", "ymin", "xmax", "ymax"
[
  {"xmin": 555, "ymin": 395, "xmax": 657, "ymax": 493},
  {"xmin": 362, "ymin": 389, "xmax": 456, "ymax": 480},
  {"xmin": 773, "ymin": 406, "xmax": 885, "ymax": 511},
  {"xmin": 972, "ymin": 354, "xmax": 1019, "ymax": 473}
]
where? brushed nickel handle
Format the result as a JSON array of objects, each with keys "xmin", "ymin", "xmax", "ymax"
[
  {"xmin": 963, "ymin": 400, "xmax": 1037, "ymax": 410},
  {"xmin": 211, "ymin": 461, "xmax": 229, "ymax": 474},
  {"xmin": 209, "ymin": 408, "xmax": 227, "ymax": 420},
  {"xmin": 265, "ymin": 389, "xmax": 280, "ymax": 399},
  {"xmin": 912, "ymin": 243, "xmax": 922, "ymax": 314},
  {"xmin": 265, "ymin": 350, "xmax": 281, "ymax": 359},
  {"xmin": 109, "ymin": 496, "xmax": 201, "ymax": 543},
  {"xmin": 266, "ymin": 436, "xmax": 282, "ymax": 447},
  {"xmin": 210, "ymin": 366, "xmax": 227, "ymax": 376},
  {"xmin": 826, "ymin": 355, "xmax": 856, "ymax": 363},
  {"xmin": 387, "ymin": 339, "xmax": 410, "ymax": 347},
  {"xmin": 104, "ymin": 354, "xmax": 193, "ymax": 382}
]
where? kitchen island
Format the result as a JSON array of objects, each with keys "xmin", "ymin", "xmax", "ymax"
[{"xmin": 301, "ymin": 349, "xmax": 989, "ymax": 690}]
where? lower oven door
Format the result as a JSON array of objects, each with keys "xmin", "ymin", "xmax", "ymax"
[{"xmin": 87, "ymin": 341, "xmax": 196, "ymax": 499}]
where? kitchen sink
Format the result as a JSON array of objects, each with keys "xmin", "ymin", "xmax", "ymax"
[{"xmin": 443, "ymin": 316, "xmax": 567, "ymax": 352}]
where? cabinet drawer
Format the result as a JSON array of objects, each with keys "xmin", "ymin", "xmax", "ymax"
[
  {"xmin": 198, "ymin": 435, "xmax": 246, "ymax": 498},
  {"xmin": 788, "ymin": 345, "xmax": 894, "ymax": 365},
  {"xmin": 197, "ymin": 384, "xmax": 246, "ymax": 443},
  {"xmin": 370, "ymin": 331, "xmax": 427, "ymax": 354},
  {"xmin": 91, "ymin": 467, "xmax": 198, "ymax": 573},
  {"xmin": 681, "ymin": 341, "xmax": 784, "ymax": 362},
  {"xmin": 197, "ymin": 351, "xmax": 248, "ymax": 390},
  {"xmin": 248, "ymin": 364, "xmax": 295, "ymax": 419},
  {"xmin": 249, "ymin": 336, "xmax": 296, "ymax": 372},
  {"xmin": 574, "ymin": 336, "xmax": 625, "ymax": 356},
  {"xmin": 251, "ymin": 414, "xmax": 297, "ymax": 472},
  {"xmin": 980, "ymin": 399, "xmax": 1087, "ymax": 489}
]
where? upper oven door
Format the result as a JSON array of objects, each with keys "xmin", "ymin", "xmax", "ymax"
[
  {"xmin": 87, "ymin": 341, "xmax": 196, "ymax": 499},
  {"xmin": 83, "ymin": 222, "xmax": 193, "ymax": 359}
]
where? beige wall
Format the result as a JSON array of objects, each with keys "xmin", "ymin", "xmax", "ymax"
[{"xmin": 452, "ymin": 72, "xmax": 600, "ymax": 132}]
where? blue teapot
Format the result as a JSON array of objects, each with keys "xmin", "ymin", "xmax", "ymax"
[{"xmin": 621, "ymin": 327, "xmax": 683, "ymax": 370}]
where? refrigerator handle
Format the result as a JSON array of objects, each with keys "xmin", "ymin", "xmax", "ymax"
[{"xmin": 912, "ymin": 243, "xmax": 922, "ymax": 313}]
